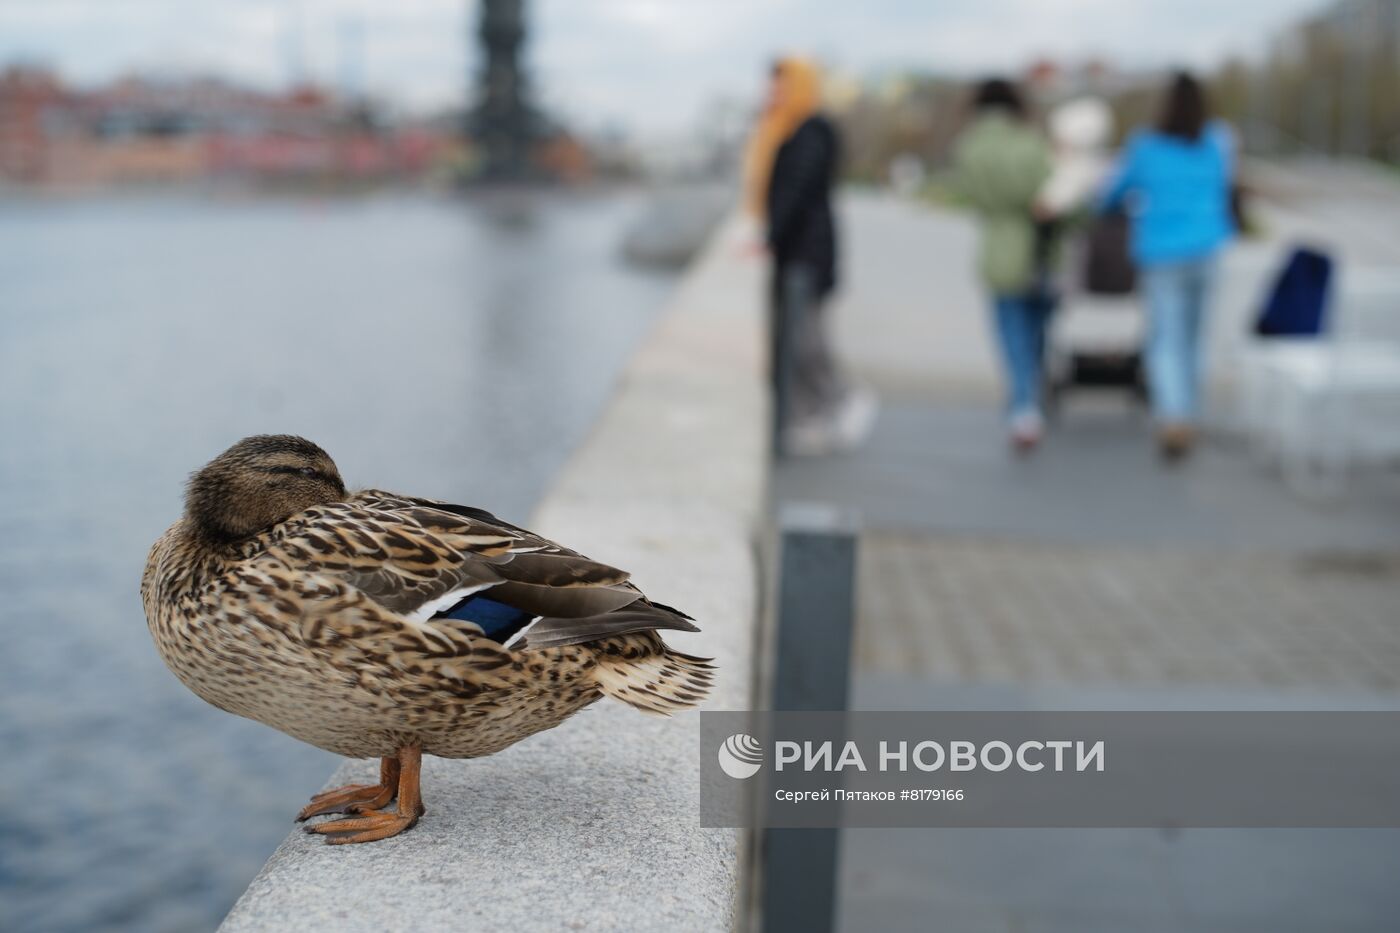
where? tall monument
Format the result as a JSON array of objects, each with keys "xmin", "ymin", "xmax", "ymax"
[{"xmin": 469, "ymin": 0, "xmax": 538, "ymax": 180}]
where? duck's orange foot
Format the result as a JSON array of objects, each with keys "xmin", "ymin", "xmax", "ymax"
[
  {"xmin": 295, "ymin": 755, "xmax": 402, "ymax": 821},
  {"xmin": 302, "ymin": 744, "xmax": 426, "ymax": 845},
  {"xmin": 304, "ymin": 807, "xmax": 421, "ymax": 845},
  {"xmin": 296, "ymin": 782, "xmax": 395, "ymax": 821}
]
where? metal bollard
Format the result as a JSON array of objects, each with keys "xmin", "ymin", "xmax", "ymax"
[
  {"xmin": 761, "ymin": 503, "xmax": 857, "ymax": 933},
  {"xmin": 769, "ymin": 503, "xmax": 857, "ymax": 710}
]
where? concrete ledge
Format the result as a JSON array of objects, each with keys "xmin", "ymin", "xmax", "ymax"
[{"xmin": 220, "ymin": 216, "xmax": 765, "ymax": 932}]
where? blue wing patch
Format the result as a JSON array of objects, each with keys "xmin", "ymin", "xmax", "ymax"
[{"xmin": 434, "ymin": 593, "xmax": 535, "ymax": 643}]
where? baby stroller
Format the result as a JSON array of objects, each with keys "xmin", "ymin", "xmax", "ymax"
[{"xmin": 1044, "ymin": 210, "xmax": 1147, "ymax": 415}]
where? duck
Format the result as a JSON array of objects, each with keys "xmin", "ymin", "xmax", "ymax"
[{"xmin": 141, "ymin": 435, "xmax": 713, "ymax": 845}]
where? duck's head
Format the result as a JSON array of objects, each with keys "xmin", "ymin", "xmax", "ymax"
[{"xmin": 186, "ymin": 434, "xmax": 347, "ymax": 544}]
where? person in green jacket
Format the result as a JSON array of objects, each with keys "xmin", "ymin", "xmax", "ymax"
[{"xmin": 952, "ymin": 78, "xmax": 1054, "ymax": 451}]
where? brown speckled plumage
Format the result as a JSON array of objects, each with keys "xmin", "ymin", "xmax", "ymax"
[{"xmin": 141, "ymin": 435, "xmax": 713, "ymax": 843}]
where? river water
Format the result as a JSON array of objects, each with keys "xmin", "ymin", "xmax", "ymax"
[{"xmin": 0, "ymin": 189, "xmax": 679, "ymax": 933}]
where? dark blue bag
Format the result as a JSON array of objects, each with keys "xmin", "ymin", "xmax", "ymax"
[{"xmin": 1254, "ymin": 247, "xmax": 1333, "ymax": 337}]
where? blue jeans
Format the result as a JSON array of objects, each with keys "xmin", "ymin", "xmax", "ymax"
[
  {"xmin": 992, "ymin": 292, "xmax": 1055, "ymax": 419},
  {"xmin": 1141, "ymin": 256, "xmax": 1217, "ymax": 422}
]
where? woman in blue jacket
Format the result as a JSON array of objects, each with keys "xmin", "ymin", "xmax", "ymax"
[{"xmin": 1102, "ymin": 72, "xmax": 1234, "ymax": 460}]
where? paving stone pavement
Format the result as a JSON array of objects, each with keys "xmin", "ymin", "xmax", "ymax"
[{"xmin": 858, "ymin": 533, "xmax": 1400, "ymax": 692}]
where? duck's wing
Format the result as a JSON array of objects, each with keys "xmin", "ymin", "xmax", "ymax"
[
  {"xmin": 351, "ymin": 490, "xmax": 611, "ymax": 562},
  {"xmin": 264, "ymin": 491, "xmax": 699, "ymax": 650}
]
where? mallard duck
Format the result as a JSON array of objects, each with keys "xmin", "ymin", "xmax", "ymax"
[{"xmin": 142, "ymin": 435, "xmax": 712, "ymax": 845}]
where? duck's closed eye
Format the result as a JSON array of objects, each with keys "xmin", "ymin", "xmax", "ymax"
[{"xmin": 263, "ymin": 465, "xmax": 319, "ymax": 477}]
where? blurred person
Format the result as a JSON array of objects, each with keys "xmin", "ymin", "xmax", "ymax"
[
  {"xmin": 746, "ymin": 57, "xmax": 874, "ymax": 457},
  {"xmin": 1101, "ymin": 71, "xmax": 1235, "ymax": 461},
  {"xmin": 1033, "ymin": 96, "xmax": 1115, "ymax": 293},
  {"xmin": 1032, "ymin": 97, "xmax": 1142, "ymax": 408},
  {"xmin": 952, "ymin": 78, "xmax": 1054, "ymax": 452},
  {"xmin": 1038, "ymin": 97, "xmax": 1115, "ymax": 222}
]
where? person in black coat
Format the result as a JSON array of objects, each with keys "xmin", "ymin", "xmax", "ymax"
[
  {"xmin": 767, "ymin": 105, "xmax": 839, "ymax": 298},
  {"xmin": 748, "ymin": 58, "xmax": 871, "ymax": 456}
]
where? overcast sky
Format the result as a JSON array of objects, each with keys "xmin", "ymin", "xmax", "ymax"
[{"xmin": 0, "ymin": 0, "xmax": 1327, "ymax": 136}]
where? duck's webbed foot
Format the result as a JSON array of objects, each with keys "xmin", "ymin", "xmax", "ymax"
[
  {"xmin": 295, "ymin": 755, "xmax": 400, "ymax": 821},
  {"xmin": 303, "ymin": 745, "xmax": 425, "ymax": 845},
  {"xmin": 303, "ymin": 807, "xmax": 422, "ymax": 844}
]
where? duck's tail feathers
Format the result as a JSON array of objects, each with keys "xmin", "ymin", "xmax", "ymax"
[
  {"xmin": 590, "ymin": 632, "xmax": 715, "ymax": 716},
  {"xmin": 515, "ymin": 606, "xmax": 699, "ymax": 650}
]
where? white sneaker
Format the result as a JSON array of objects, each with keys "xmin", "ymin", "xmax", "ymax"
[
  {"xmin": 783, "ymin": 389, "xmax": 880, "ymax": 457},
  {"xmin": 1009, "ymin": 409, "xmax": 1044, "ymax": 453},
  {"xmin": 834, "ymin": 387, "xmax": 879, "ymax": 450}
]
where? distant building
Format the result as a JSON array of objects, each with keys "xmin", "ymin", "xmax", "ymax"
[
  {"xmin": 0, "ymin": 67, "xmax": 65, "ymax": 182},
  {"xmin": 1023, "ymin": 58, "xmax": 1144, "ymax": 104},
  {"xmin": 0, "ymin": 66, "xmax": 457, "ymax": 187}
]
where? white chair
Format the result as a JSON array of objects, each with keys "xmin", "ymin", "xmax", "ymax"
[
  {"xmin": 1261, "ymin": 341, "xmax": 1400, "ymax": 492},
  {"xmin": 1240, "ymin": 266, "xmax": 1400, "ymax": 494}
]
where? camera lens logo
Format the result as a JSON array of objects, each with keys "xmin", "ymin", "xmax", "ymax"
[{"xmin": 717, "ymin": 733, "xmax": 763, "ymax": 779}]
